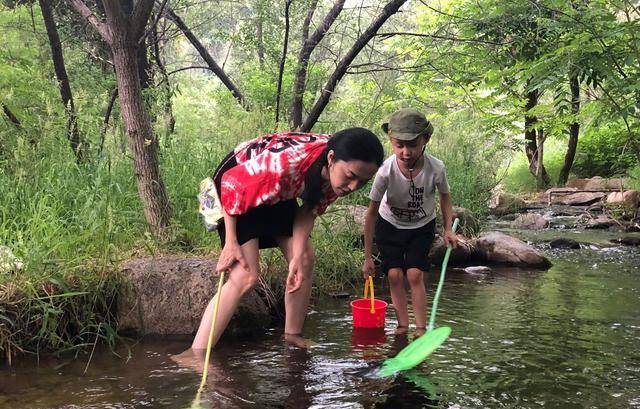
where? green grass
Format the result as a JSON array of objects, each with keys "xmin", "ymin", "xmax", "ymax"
[{"xmin": 501, "ymin": 138, "xmax": 568, "ymax": 193}]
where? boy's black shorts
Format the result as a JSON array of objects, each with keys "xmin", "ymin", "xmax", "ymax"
[{"xmin": 374, "ymin": 216, "xmax": 436, "ymax": 274}]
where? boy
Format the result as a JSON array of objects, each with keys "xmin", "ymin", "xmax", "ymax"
[{"xmin": 363, "ymin": 108, "xmax": 458, "ymax": 336}]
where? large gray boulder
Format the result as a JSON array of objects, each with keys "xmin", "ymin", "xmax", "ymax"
[
  {"xmin": 566, "ymin": 176, "xmax": 626, "ymax": 190},
  {"xmin": 488, "ymin": 193, "xmax": 526, "ymax": 216},
  {"xmin": 429, "ymin": 236, "xmax": 475, "ymax": 266},
  {"xmin": 472, "ymin": 231, "xmax": 552, "ymax": 268},
  {"xmin": 118, "ymin": 257, "xmax": 275, "ymax": 336},
  {"xmin": 607, "ymin": 190, "xmax": 640, "ymax": 219},
  {"xmin": 556, "ymin": 191, "xmax": 606, "ymax": 205}
]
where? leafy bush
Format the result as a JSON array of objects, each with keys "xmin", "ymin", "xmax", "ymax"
[{"xmin": 571, "ymin": 121, "xmax": 637, "ymax": 178}]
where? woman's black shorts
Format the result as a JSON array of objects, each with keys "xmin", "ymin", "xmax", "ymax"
[
  {"xmin": 213, "ymin": 151, "xmax": 297, "ymax": 249},
  {"xmin": 374, "ymin": 216, "xmax": 436, "ymax": 274}
]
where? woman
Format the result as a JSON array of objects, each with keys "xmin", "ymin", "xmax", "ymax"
[{"xmin": 192, "ymin": 127, "xmax": 385, "ymax": 349}]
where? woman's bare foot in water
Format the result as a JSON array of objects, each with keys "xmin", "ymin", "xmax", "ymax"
[
  {"xmin": 284, "ymin": 333, "xmax": 317, "ymax": 348},
  {"xmin": 171, "ymin": 348, "xmax": 207, "ymax": 373}
]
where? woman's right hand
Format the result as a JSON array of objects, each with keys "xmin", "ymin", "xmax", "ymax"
[
  {"xmin": 362, "ymin": 256, "xmax": 375, "ymax": 280},
  {"xmin": 216, "ymin": 241, "xmax": 249, "ymax": 273}
]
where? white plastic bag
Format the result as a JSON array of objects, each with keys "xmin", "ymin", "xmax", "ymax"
[{"xmin": 198, "ymin": 177, "xmax": 224, "ymax": 231}]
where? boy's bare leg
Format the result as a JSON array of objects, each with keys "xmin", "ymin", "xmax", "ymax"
[
  {"xmin": 388, "ymin": 268, "xmax": 409, "ymax": 332},
  {"xmin": 192, "ymin": 239, "xmax": 261, "ymax": 350},
  {"xmin": 407, "ymin": 268, "xmax": 427, "ymax": 335},
  {"xmin": 277, "ymin": 236, "xmax": 315, "ymax": 335}
]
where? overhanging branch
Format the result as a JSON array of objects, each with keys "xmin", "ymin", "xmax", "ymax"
[{"xmin": 66, "ymin": 0, "xmax": 112, "ymax": 43}]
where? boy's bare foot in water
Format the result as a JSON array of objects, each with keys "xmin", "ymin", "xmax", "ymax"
[
  {"xmin": 414, "ymin": 327, "xmax": 426, "ymax": 337},
  {"xmin": 284, "ymin": 333, "xmax": 317, "ymax": 348},
  {"xmin": 394, "ymin": 325, "xmax": 408, "ymax": 335}
]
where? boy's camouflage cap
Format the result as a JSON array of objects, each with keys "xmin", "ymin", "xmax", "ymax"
[{"xmin": 381, "ymin": 108, "xmax": 434, "ymax": 141}]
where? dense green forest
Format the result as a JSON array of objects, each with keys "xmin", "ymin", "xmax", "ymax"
[{"xmin": 1, "ymin": 0, "xmax": 639, "ymax": 359}]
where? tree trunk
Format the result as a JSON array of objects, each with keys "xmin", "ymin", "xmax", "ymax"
[
  {"xmin": 255, "ymin": 5, "xmax": 265, "ymax": 68},
  {"xmin": 301, "ymin": 0, "xmax": 407, "ymax": 132},
  {"xmin": 558, "ymin": 75, "xmax": 580, "ymax": 186},
  {"xmin": 275, "ymin": 0, "xmax": 292, "ymax": 126},
  {"xmin": 536, "ymin": 128, "xmax": 546, "ymax": 189},
  {"xmin": 67, "ymin": 0, "xmax": 173, "ymax": 236},
  {"xmin": 291, "ymin": 0, "xmax": 343, "ymax": 129},
  {"xmin": 111, "ymin": 41, "xmax": 172, "ymax": 234},
  {"xmin": 150, "ymin": 20, "xmax": 176, "ymax": 140},
  {"xmin": 164, "ymin": 7, "xmax": 249, "ymax": 111},
  {"xmin": 524, "ymin": 88, "xmax": 550, "ymax": 187},
  {"xmin": 39, "ymin": 0, "xmax": 85, "ymax": 161}
]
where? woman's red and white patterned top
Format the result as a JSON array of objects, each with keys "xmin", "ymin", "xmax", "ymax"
[{"xmin": 219, "ymin": 131, "xmax": 338, "ymax": 216}]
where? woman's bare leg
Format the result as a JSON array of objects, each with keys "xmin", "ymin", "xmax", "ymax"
[
  {"xmin": 276, "ymin": 236, "xmax": 315, "ymax": 335},
  {"xmin": 192, "ymin": 239, "xmax": 261, "ymax": 349}
]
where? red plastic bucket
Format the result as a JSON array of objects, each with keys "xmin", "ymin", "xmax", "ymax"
[
  {"xmin": 351, "ymin": 298, "xmax": 388, "ymax": 328},
  {"xmin": 352, "ymin": 326, "xmax": 386, "ymax": 347}
]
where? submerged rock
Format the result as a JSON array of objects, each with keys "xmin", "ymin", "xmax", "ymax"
[
  {"xmin": 118, "ymin": 257, "xmax": 275, "ymax": 336},
  {"xmin": 611, "ymin": 236, "xmax": 640, "ymax": 246},
  {"xmin": 463, "ymin": 266, "xmax": 493, "ymax": 275},
  {"xmin": 549, "ymin": 238, "xmax": 581, "ymax": 249},
  {"xmin": 472, "ymin": 231, "xmax": 552, "ymax": 268},
  {"xmin": 581, "ymin": 214, "xmax": 618, "ymax": 229},
  {"xmin": 511, "ymin": 213, "xmax": 548, "ymax": 230}
]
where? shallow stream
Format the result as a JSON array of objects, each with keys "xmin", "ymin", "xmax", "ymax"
[{"xmin": 2, "ymin": 226, "xmax": 640, "ymax": 408}]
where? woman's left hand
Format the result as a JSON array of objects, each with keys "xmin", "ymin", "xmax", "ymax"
[{"xmin": 286, "ymin": 256, "xmax": 303, "ymax": 293}]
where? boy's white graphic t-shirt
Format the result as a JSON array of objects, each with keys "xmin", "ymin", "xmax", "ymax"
[{"xmin": 369, "ymin": 154, "xmax": 450, "ymax": 229}]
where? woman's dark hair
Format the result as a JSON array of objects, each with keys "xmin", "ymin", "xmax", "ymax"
[{"xmin": 302, "ymin": 127, "xmax": 384, "ymax": 207}]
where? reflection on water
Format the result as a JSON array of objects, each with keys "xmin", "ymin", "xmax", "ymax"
[{"xmin": 1, "ymin": 244, "xmax": 640, "ymax": 408}]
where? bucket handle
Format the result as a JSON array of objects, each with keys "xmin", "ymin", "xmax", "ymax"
[{"xmin": 363, "ymin": 276, "xmax": 375, "ymax": 314}]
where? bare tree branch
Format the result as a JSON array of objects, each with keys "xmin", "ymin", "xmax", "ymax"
[
  {"xmin": 275, "ymin": 0, "xmax": 293, "ymax": 126},
  {"xmin": 163, "ymin": 7, "xmax": 249, "ymax": 110},
  {"xmin": 66, "ymin": 0, "xmax": 112, "ymax": 43},
  {"xmin": 377, "ymin": 31, "xmax": 506, "ymax": 46},
  {"xmin": 301, "ymin": 0, "xmax": 408, "ymax": 131},
  {"xmin": 291, "ymin": 0, "xmax": 345, "ymax": 129},
  {"xmin": 301, "ymin": 0, "xmax": 318, "ymax": 43},
  {"xmin": 140, "ymin": 0, "xmax": 170, "ymax": 44},
  {"xmin": 41, "ymin": 0, "xmax": 85, "ymax": 160},
  {"xmin": 99, "ymin": 88, "xmax": 118, "ymax": 155}
]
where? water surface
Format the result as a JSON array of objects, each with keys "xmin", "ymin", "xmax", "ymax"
[{"xmin": 2, "ymin": 241, "xmax": 639, "ymax": 408}]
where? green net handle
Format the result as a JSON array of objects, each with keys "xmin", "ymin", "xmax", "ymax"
[{"xmin": 427, "ymin": 218, "xmax": 459, "ymax": 332}]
